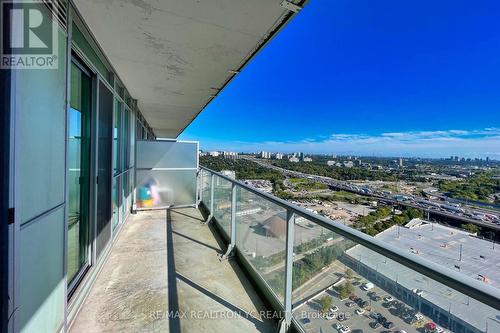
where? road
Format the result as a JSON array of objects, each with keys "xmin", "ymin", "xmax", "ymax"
[{"xmin": 244, "ymin": 157, "xmax": 500, "ymax": 232}]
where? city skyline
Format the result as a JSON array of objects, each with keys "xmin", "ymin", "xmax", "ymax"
[
  {"xmin": 188, "ymin": 127, "xmax": 500, "ymax": 159},
  {"xmin": 180, "ymin": 0, "xmax": 500, "ymax": 158}
]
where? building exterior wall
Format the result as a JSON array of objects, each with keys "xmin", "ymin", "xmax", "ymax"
[
  {"xmin": 6, "ymin": 2, "xmax": 156, "ymax": 332},
  {"xmin": 341, "ymin": 253, "xmax": 482, "ymax": 333}
]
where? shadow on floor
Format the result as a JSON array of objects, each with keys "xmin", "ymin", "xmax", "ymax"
[{"xmin": 166, "ymin": 210, "xmax": 181, "ymax": 333}]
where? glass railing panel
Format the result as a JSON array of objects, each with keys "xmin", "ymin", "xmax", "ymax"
[
  {"xmin": 201, "ymin": 169, "xmax": 211, "ymax": 209},
  {"xmin": 291, "ymin": 221, "xmax": 500, "ymax": 333},
  {"xmin": 213, "ymin": 175, "xmax": 232, "ymax": 237},
  {"xmin": 235, "ymin": 186, "xmax": 287, "ymax": 303}
]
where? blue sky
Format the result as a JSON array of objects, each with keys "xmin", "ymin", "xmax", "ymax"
[{"xmin": 180, "ymin": 0, "xmax": 500, "ymax": 159}]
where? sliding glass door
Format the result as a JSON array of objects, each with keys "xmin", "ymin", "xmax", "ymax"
[
  {"xmin": 68, "ymin": 61, "xmax": 92, "ymax": 287},
  {"xmin": 95, "ymin": 80, "xmax": 113, "ymax": 259}
]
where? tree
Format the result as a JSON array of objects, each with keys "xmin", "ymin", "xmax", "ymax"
[
  {"xmin": 338, "ymin": 281, "xmax": 354, "ymax": 300},
  {"xmin": 345, "ymin": 268, "xmax": 354, "ymax": 280},
  {"xmin": 463, "ymin": 223, "xmax": 480, "ymax": 234},
  {"xmin": 319, "ymin": 295, "xmax": 333, "ymax": 313}
]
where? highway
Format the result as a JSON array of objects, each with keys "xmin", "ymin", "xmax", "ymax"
[{"xmin": 243, "ymin": 157, "xmax": 500, "ymax": 232}]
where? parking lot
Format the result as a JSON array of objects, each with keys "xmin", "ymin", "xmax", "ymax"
[{"xmin": 293, "ymin": 262, "xmax": 433, "ymax": 333}]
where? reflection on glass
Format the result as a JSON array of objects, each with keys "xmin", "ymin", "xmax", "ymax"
[
  {"xmin": 290, "ymin": 219, "xmax": 500, "ymax": 333},
  {"xmin": 201, "ymin": 170, "xmax": 211, "ymax": 209},
  {"xmin": 122, "ymin": 171, "xmax": 129, "ymax": 217},
  {"xmin": 213, "ymin": 176, "xmax": 232, "ymax": 236},
  {"xmin": 112, "ymin": 177, "xmax": 120, "ymax": 231},
  {"xmin": 113, "ymin": 99, "xmax": 122, "ymax": 175},
  {"xmin": 235, "ymin": 187, "xmax": 287, "ymax": 302},
  {"xmin": 68, "ymin": 62, "xmax": 91, "ymax": 285}
]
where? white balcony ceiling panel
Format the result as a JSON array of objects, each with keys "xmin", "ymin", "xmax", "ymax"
[{"xmin": 73, "ymin": 0, "xmax": 304, "ymax": 138}]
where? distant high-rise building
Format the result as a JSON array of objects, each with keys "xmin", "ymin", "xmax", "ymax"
[
  {"xmin": 260, "ymin": 151, "xmax": 271, "ymax": 159},
  {"xmin": 209, "ymin": 151, "xmax": 220, "ymax": 157},
  {"xmin": 223, "ymin": 151, "xmax": 238, "ymax": 159},
  {"xmin": 486, "ymin": 156, "xmax": 490, "ymax": 162},
  {"xmin": 289, "ymin": 156, "xmax": 299, "ymax": 163},
  {"xmin": 274, "ymin": 153, "xmax": 284, "ymax": 160},
  {"xmin": 398, "ymin": 158, "xmax": 403, "ymax": 167}
]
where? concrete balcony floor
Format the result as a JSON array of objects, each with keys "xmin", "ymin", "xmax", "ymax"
[{"xmin": 70, "ymin": 208, "xmax": 276, "ymax": 333}]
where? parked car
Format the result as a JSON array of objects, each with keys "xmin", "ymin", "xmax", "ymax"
[
  {"xmin": 333, "ymin": 323, "xmax": 343, "ymax": 330},
  {"xmin": 372, "ymin": 295, "xmax": 382, "ymax": 301},
  {"xmin": 301, "ymin": 318, "xmax": 311, "ymax": 325},
  {"xmin": 384, "ymin": 296, "xmax": 394, "ymax": 302},
  {"xmin": 330, "ymin": 306, "xmax": 339, "ymax": 312},
  {"xmin": 345, "ymin": 301, "xmax": 356, "ymax": 308},
  {"xmin": 340, "ymin": 326, "xmax": 351, "ymax": 333},
  {"xmin": 355, "ymin": 308, "xmax": 365, "ymax": 315},
  {"xmin": 369, "ymin": 321, "xmax": 381, "ymax": 329},
  {"xmin": 326, "ymin": 312, "xmax": 336, "ymax": 320},
  {"xmin": 383, "ymin": 321, "xmax": 394, "ymax": 329}
]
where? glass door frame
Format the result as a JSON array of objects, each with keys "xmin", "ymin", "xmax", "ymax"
[{"xmin": 67, "ymin": 55, "xmax": 95, "ymax": 296}]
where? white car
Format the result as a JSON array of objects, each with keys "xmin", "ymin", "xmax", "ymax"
[
  {"xmin": 384, "ymin": 296, "xmax": 394, "ymax": 302},
  {"xmin": 325, "ymin": 312, "xmax": 335, "ymax": 320},
  {"xmin": 436, "ymin": 327, "xmax": 444, "ymax": 333},
  {"xmin": 355, "ymin": 308, "xmax": 365, "ymax": 315},
  {"xmin": 333, "ymin": 323, "xmax": 343, "ymax": 330},
  {"xmin": 414, "ymin": 313, "xmax": 423, "ymax": 320},
  {"xmin": 330, "ymin": 306, "xmax": 339, "ymax": 312},
  {"xmin": 340, "ymin": 326, "xmax": 351, "ymax": 333}
]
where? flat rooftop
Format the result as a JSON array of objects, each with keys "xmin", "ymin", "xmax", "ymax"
[
  {"xmin": 345, "ymin": 221, "xmax": 500, "ymax": 332},
  {"xmin": 378, "ymin": 220, "xmax": 499, "ymax": 288}
]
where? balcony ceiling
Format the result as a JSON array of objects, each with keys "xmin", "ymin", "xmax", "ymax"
[{"xmin": 73, "ymin": 0, "xmax": 304, "ymax": 138}]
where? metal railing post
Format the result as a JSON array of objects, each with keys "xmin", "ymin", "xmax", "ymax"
[
  {"xmin": 280, "ymin": 209, "xmax": 295, "ymax": 332},
  {"xmin": 204, "ymin": 173, "xmax": 215, "ymax": 224},
  {"xmin": 220, "ymin": 182, "xmax": 237, "ymax": 260}
]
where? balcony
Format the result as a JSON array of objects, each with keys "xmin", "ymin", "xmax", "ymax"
[
  {"xmin": 70, "ymin": 208, "xmax": 275, "ymax": 333},
  {"xmin": 70, "ymin": 166, "xmax": 500, "ymax": 333}
]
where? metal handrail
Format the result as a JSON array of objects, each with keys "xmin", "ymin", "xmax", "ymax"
[{"xmin": 200, "ymin": 166, "xmax": 500, "ymax": 311}]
